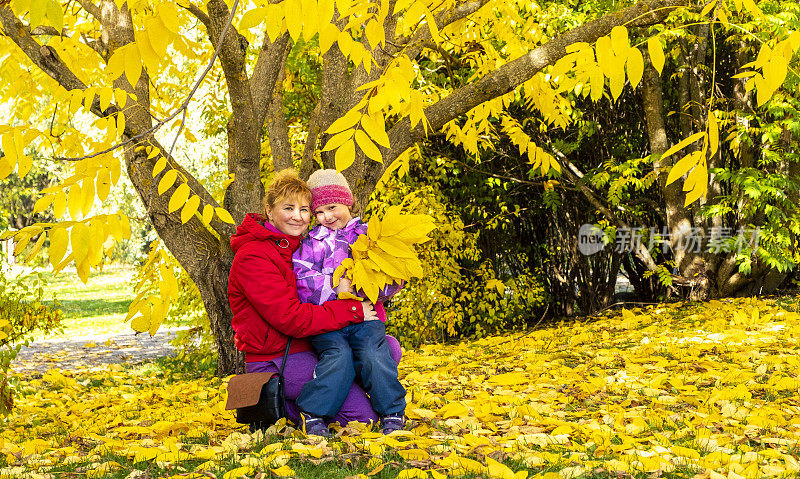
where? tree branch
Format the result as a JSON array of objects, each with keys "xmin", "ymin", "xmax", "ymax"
[
  {"xmin": 393, "ymin": 0, "xmax": 490, "ymax": 61},
  {"xmin": 75, "ymin": 0, "xmax": 102, "ymax": 21},
  {"xmin": 381, "ymin": 0, "xmax": 688, "ymax": 171},
  {"xmin": 301, "ymin": 37, "xmax": 351, "ymax": 176},
  {"xmin": 262, "ymin": 38, "xmax": 293, "ymax": 171},
  {"xmin": 0, "ymin": 5, "xmax": 88, "ymax": 93},
  {"xmin": 251, "ymin": 32, "xmax": 290, "ymax": 125},
  {"xmin": 181, "ymin": 2, "xmax": 212, "ymax": 30}
]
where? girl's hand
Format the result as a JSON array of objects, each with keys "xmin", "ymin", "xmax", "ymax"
[
  {"xmin": 336, "ymin": 276, "xmax": 354, "ymax": 294},
  {"xmin": 361, "ymin": 301, "xmax": 378, "ymax": 321}
]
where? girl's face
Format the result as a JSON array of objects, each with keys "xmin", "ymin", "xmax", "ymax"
[
  {"xmin": 266, "ymin": 195, "xmax": 311, "ymax": 236},
  {"xmin": 314, "ymin": 203, "xmax": 353, "ymax": 230}
]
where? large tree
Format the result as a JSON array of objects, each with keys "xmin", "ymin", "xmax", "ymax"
[{"xmin": 3, "ymin": 0, "xmax": 776, "ymax": 374}]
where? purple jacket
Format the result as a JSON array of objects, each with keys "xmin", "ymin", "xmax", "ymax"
[{"xmin": 293, "ymin": 217, "xmax": 402, "ymax": 321}]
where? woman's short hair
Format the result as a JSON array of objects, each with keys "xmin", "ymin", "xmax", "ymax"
[{"xmin": 264, "ymin": 169, "xmax": 312, "ymax": 212}]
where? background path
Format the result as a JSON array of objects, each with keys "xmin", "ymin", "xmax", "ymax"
[{"xmin": 10, "ymin": 328, "xmax": 185, "ymax": 374}]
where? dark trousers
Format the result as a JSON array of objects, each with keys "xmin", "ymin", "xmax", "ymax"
[{"xmin": 296, "ymin": 321, "xmax": 406, "ymax": 419}]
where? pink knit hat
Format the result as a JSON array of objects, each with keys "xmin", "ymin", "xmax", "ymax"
[{"xmin": 307, "ymin": 169, "xmax": 354, "ymax": 211}]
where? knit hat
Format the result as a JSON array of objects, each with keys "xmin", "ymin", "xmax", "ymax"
[{"xmin": 307, "ymin": 169, "xmax": 354, "ymax": 211}]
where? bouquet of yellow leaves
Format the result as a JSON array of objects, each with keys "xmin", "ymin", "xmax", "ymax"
[{"xmin": 333, "ymin": 205, "xmax": 436, "ymax": 303}]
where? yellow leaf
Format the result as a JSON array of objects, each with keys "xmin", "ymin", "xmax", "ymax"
[
  {"xmin": 626, "ymin": 47, "xmax": 644, "ymax": 89},
  {"xmin": 22, "ymin": 233, "xmax": 46, "ymax": 263},
  {"xmin": 647, "ymin": 38, "xmax": 665, "ymax": 75},
  {"xmin": 300, "ymin": 0, "xmax": 318, "ymax": 40},
  {"xmin": 96, "ymin": 167, "xmax": 111, "ymax": 202},
  {"xmin": 397, "ymin": 468, "xmax": 427, "ymax": 479},
  {"xmin": 741, "ymin": 0, "xmax": 763, "ymax": 18},
  {"xmin": 355, "ymin": 130, "xmax": 383, "ymax": 163},
  {"xmin": 438, "ymin": 402, "xmax": 469, "ymax": 418},
  {"xmin": 34, "ymin": 194, "xmax": 55, "ymax": 214},
  {"xmin": 99, "ymin": 87, "xmax": 114, "ymax": 112},
  {"xmin": 284, "ymin": 0, "xmax": 303, "ymax": 40},
  {"xmin": 158, "ymin": 169, "xmax": 178, "ymax": 195},
  {"xmin": 29, "ymin": 0, "xmax": 47, "ymax": 28},
  {"xmin": 335, "ymin": 138, "xmax": 356, "ymax": 172},
  {"xmin": 368, "ymin": 249, "xmax": 409, "ymax": 281},
  {"xmin": 489, "ymin": 372, "xmax": 529, "ymax": 386},
  {"xmin": 239, "ymin": 7, "xmax": 268, "ymax": 29},
  {"xmin": 124, "ymin": 44, "xmax": 143, "ymax": 86},
  {"xmin": 661, "ymin": 131, "xmax": 705, "ymax": 163},
  {"xmin": 53, "ymin": 191, "xmax": 67, "ymax": 218},
  {"xmin": 708, "ymin": 110, "xmax": 719, "ymax": 157},
  {"xmin": 0, "ymin": 134, "xmax": 17, "ymax": 180},
  {"xmin": 764, "ymin": 56, "xmax": 788, "ymax": 95},
  {"xmin": 754, "ymin": 73, "xmax": 770, "ymax": 107},
  {"xmin": 157, "ymin": 1, "xmax": 180, "ymax": 33},
  {"xmin": 596, "ymin": 36, "xmax": 614, "ymax": 77},
  {"xmin": 608, "ymin": 61, "xmax": 625, "ymax": 101},
  {"xmin": 700, "ymin": 0, "xmax": 718, "ymax": 16},
  {"xmin": 131, "ymin": 306, "xmax": 151, "ymax": 333},
  {"xmin": 610, "ymin": 26, "xmax": 629, "ymax": 60},
  {"xmin": 149, "ymin": 299, "xmax": 164, "ymax": 336},
  {"xmin": 153, "ymin": 156, "xmax": 167, "ymax": 178},
  {"xmin": 270, "ymin": 465, "xmax": 295, "ymax": 477},
  {"xmin": 365, "ymin": 19, "xmax": 383, "ymax": 50},
  {"xmin": 81, "ymin": 177, "xmax": 95, "ymax": 216},
  {"xmin": 145, "ymin": 18, "xmax": 171, "ymax": 58},
  {"xmin": 321, "ymin": 129, "xmax": 355, "ymax": 152},
  {"xmin": 589, "ymin": 64, "xmax": 604, "ymax": 102},
  {"xmin": 46, "ymin": 0, "xmax": 64, "ymax": 32},
  {"xmin": 168, "ymin": 183, "xmax": 191, "ymax": 213},
  {"xmin": 70, "ymin": 222, "xmax": 90, "ymax": 264},
  {"xmin": 337, "ymin": 291, "xmax": 362, "ymax": 300},
  {"xmin": 181, "ymin": 195, "xmax": 201, "ymax": 223},
  {"xmin": 216, "ymin": 207, "xmax": 235, "ymax": 224},
  {"xmin": 665, "ymin": 153, "xmax": 698, "ymax": 186},
  {"xmin": 398, "ymin": 449, "xmax": 430, "ymax": 461},
  {"xmin": 327, "ymin": 109, "xmax": 362, "ymax": 135},
  {"xmin": 367, "ymin": 217, "xmax": 381, "ymax": 241},
  {"xmin": 202, "ymin": 204, "xmax": 214, "ymax": 225},
  {"xmin": 319, "ymin": 22, "xmax": 340, "ymax": 54},
  {"xmin": 683, "ymin": 166, "xmax": 708, "ymax": 206},
  {"xmin": 487, "ymin": 458, "xmax": 516, "ymax": 479},
  {"xmin": 114, "ymin": 88, "xmax": 128, "ymax": 108},
  {"xmin": 76, "ymin": 256, "xmax": 91, "ymax": 283},
  {"xmin": 376, "ymin": 237, "xmax": 415, "ymax": 258}
]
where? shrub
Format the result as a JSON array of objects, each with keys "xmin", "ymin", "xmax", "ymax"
[
  {"xmin": 0, "ymin": 268, "xmax": 63, "ymax": 413},
  {"xmin": 370, "ymin": 180, "xmax": 547, "ymax": 348}
]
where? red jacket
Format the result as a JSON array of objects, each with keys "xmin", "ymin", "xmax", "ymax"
[{"xmin": 228, "ymin": 213, "xmax": 365, "ymax": 362}]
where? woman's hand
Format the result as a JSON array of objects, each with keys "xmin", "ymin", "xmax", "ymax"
[{"xmin": 361, "ymin": 301, "xmax": 379, "ymax": 321}]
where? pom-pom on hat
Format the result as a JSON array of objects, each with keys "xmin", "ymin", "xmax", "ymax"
[{"xmin": 307, "ymin": 169, "xmax": 355, "ymax": 211}]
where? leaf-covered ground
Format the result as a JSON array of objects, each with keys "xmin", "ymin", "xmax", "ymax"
[{"xmin": 2, "ymin": 297, "xmax": 800, "ymax": 478}]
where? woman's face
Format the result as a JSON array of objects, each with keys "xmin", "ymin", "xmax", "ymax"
[{"xmin": 266, "ymin": 195, "xmax": 311, "ymax": 236}]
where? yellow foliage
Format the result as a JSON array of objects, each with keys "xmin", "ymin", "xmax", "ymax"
[
  {"xmin": 4, "ymin": 297, "xmax": 800, "ymax": 478},
  {"xmin": 334, "ymin": 205, "xmax": 435, "ymax": 303}
]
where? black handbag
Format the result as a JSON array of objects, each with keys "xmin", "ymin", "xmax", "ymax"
[{"xmin": 225, "ymin": 339, "xmax": 292, "ymax": 431}]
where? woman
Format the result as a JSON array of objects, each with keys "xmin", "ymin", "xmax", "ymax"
[{"xmin": 227, "ymin": 169, "xmax": 402, "ymax": 435}]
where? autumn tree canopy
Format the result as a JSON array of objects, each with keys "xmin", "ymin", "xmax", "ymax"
[{"xmin": 2, "ymin": 0, "xmax": 798, "ymax": 373}]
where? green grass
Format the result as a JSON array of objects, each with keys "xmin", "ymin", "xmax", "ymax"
[{"xmin": 22, "ymin": 265, "xmax": 135, "ymax": 338}]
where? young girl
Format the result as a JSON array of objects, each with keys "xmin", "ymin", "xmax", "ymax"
[{"xmin": 292, "ymin": 169, "xmax": 406, "ymax": 436}]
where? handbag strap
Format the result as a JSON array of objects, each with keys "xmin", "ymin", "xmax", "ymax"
[{"xmin": 278, "ymin": 338, "xmax": 292, "ymax": 378}]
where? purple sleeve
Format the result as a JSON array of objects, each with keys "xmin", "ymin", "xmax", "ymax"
[
  {"xmin": 376, "ymin": 280, "xmax": 404, "ymax": 302},
  {"xmin": 293, "ymin": 238, "xmax": 327, "ymax": 305}
]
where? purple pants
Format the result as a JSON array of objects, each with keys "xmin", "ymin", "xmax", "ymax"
[{"xmin": 245, "ymin": 335, "xmax": 402, "ymax": 425}]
